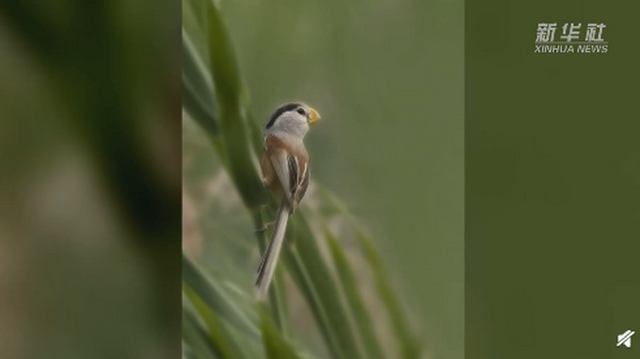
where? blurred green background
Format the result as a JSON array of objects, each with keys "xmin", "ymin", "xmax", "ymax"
[
  {"xmin": 184, "ymin": 0, "xmax": 463, "ymax": 358},
  {"xmin": 466, "ymin": 1, "xmax": 640, "ymax": 358},
  {"xmin": 0, "ymin": 2, "xmax": 181, "ymax": 358}
]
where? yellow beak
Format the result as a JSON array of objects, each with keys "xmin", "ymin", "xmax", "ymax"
[{"xmin": 308, "ymin": 108, "xmax": 321, "ymax": 126}]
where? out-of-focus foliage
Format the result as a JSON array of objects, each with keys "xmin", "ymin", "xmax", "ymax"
[
  {"xmin": 182, "ymin": 0, "xmax": 425, "ymax": 358},
  {"xmin": 0, "ymin": 1, "xmax": 181, "ymax": 358}
]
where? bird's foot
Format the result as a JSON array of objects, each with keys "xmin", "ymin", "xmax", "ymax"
[{"xmin": 255, "ymin": 221, "xmax": 275, "ymax": 233}]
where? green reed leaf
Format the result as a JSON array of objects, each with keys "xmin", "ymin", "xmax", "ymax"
[
  {"xmin": 260, "ymin": 304, "xmax": 302, "ymax": 359},
  {"xmin": 184, "ymin": 286, "xmax": 248, "ymax": 359},
  {"xmin": 203, "ymin": 0, "xmax": 265, "ymax": 209},
  {"xmin": 183, "ymin": 254, "xmax": 260, "ymax": 341},
  {"xmin": 325, "ymin": 229, "xmax": 385, "ymax": 359},
  {"xmin": 183, "ymin": 305, "xmax": 220, "ymax": 359},
  {"xmin": 358, "ymin": 233, "xmax": 422, "ymax": 358},
  {"xmin": 288, "ymin": 215, "xmax": 364, "ymax": 359}
]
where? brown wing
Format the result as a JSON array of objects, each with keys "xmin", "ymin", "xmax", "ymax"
[
  {"xmin": 291, "ymin": 164, "xmax": 310, "ymax": 212},
  {"xmin": 260, "ymin": 150, "xmax": 282, "ymax": 198},
  {"xmin": 261, "ymin": 135, "xmax": 310, "ymax": 211}
]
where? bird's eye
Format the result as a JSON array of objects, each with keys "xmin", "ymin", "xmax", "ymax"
[{"xmin": 296, "ymin": 108, "xmax": 306, "ymax": 116}]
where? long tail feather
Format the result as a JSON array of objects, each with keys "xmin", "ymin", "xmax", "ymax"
[{"xmin": 255, "ymin": 203, "xmax": 289, "ymax": 299}]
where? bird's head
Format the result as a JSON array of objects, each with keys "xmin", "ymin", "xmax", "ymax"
[{"xmin": 264, "ymin": 102, "xmax": 320, "ymax": 139}]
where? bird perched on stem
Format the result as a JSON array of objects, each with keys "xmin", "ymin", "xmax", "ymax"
[{"xmin": 255, "ymin": 102, "xmax": 321, "ymax": 298}]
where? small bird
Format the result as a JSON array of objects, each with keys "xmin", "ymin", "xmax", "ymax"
[{"xmin": 255, "ymin": 102, "xmax": 320, "ymax": 298}]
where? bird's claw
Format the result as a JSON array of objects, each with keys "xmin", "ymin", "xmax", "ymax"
[{"xmin": 255, "ymin": 221, "xmax": 275, "ymax": 233}]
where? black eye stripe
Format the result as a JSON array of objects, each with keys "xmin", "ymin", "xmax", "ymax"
[
  {"xmin": 296, "ymin": 108, "xmax": 306, "ymax": 116},
  {"xmin": 265, "ymin": 102, "xmax": 301, "ymax": 129}
]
